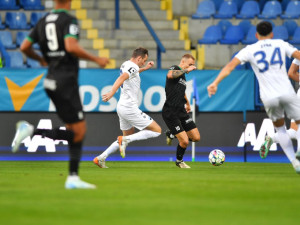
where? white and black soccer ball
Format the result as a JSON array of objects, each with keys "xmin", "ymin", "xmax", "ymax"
[{"xmin": 208, "ymin": 149, "xmax": 225, "ymax": 166}]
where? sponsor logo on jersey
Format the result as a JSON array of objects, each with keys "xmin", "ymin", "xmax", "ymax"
[{"xmin": 128, "ymin": 67, "xmax": 137, "ymax": 75}]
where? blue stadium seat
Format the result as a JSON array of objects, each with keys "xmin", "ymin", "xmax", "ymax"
[
  {"xmin": 242, "ymin": 26, "xmax": 257, "ymax": 44},
  {"xmin": 217, "ymin": 20, "xmax": 232, "ymax": 36},
  {"xmin": 27, "ymin": 57, "xmax": 41, "ymax": 68},
  {"xmin": 7, "ymin": 51, "xmax": 26, "ymax": 68},
  {"xmin": 212, "ymin": 0, "xmax": 224, "ymax": 10},
  {"xmin": 198, "ymin": 25, "xmax": 222, "ymax": 44},
  {"xmin": 233, "ymin": 0, "xmax": 245, "ymax": 11},
  {"xmin": 16, "ymin": 31, "xmax": 29, "ymax": 47},
  {"xmin": 214, "ymin": 1, "xmax": 238, "ymax": 18},
  {"xmin": 236, "ymin": 1, "xmax": 260, "ymax": 19},
  {"xmin": 5, "ymin": 12, "xmax": 31, "ymax": 30},
  {"xmin": 220, "ymin": 25, "xmax": 245, "ymax": 44},
  {"xmin": 238, "ymin": 20, "xmax": 252, "ymax": 36},
  {"xmin": 19, "ymin": 0, "xmax": 44, "ymax": 10},
  {"xmin": 281, "ymin": 0, "xmax": 291, "ymax": 11},
  {"xmin": 258, "ymin": 0, "xmax": 282, "ymax": 19},
  {"xmin": 281, "ymin": 1, "xmax": 300, "ymax": 19},
  {"xmin": 289, "ymin": 27, "xmax": 300, "ymax": 44},
  {"xmin": 0, "ymin": 31, "xmax": 17, "ymax": 49},
  {"xmin": 0, "ymin": 0, "xmax": 20, "ymax": 9},
  {"xmin": 0, "ymin": 15, "xmax": 6, "ymax": 30},
  {"xmin": 283, "ymin": 20, "xmax": 298, "ymax": 39},
  {"xmin": 192, "ymin": 0, "xmax": 216, "ymax": 19},
  {"xmin": 30, "ymin": 12, "xmax": 47, "ymax": 26},
  {"xmin": 273, "ymin": 25, "xmax": 289, "ymax": 41}
]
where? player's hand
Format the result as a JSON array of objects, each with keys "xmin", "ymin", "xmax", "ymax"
[
  {"xmin": 102, "ymin": 92, "xmax": 113, "ymax": 102},
  {"xmin": 146, "ymin": 61, "xmax": 154, "ymax": 69},
  {"xmin": 96, "ymin": 57, "xmax": 109, "ymax": 68},
  {"xmin": 207, "ymin": 83, "xmax": 218, "ymax": 97},
  {"xmin": 187, "ymin": 65, "xmax": 196, "ymax": 73},
  {"xmin": 185, "ymin": 103, "xmax": 191, "ymax": 113}
]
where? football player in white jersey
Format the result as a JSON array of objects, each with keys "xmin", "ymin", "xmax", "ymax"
[
  {"xmin": 207, "ymin": 21, "xmax": 300, "ymax": 174},
  {"xmin": 261, "ymin": 59, "xmax": 300, "ymax": 158},
  {"xmin": 93, "ymin": 47, "xmax": 161, "ymax": 168}
]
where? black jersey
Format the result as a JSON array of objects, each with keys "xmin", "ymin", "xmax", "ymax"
[
  {"xmin": 164, "ymin": 65, "xmax": 187, "ymax": 108},
  {"xmin": 28, "ymin": 9, "xmax": 79, "ymax": 77}
]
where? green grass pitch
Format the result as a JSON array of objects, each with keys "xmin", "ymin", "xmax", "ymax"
[{"xmin": 1, "ymin": 161, "xmax": 300, "ymax": 225}]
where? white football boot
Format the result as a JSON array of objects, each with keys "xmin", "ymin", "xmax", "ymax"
[
  {"xmin": 65, "ymin": 176, "xmax": 96, "ymax": 189},
  {"xmin": 11, "ymin": 120, "xmax": 34, "ymax": 153}
]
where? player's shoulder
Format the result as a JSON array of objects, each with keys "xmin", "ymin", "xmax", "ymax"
[
  {"xmin": 121, "ymin": 60, "xmax": 138, "ymax": 74},
  {"xmin": 169, "ymin": 65, "xmax": 180, "ymax": 70}
]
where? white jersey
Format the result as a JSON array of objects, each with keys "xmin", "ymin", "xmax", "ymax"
[
  {"xmin": 236, "ymin": 39, "xmax": 297, "ymax": 101},
  {"xmin": 118, "ymin": 60, "xmax": 140, "ymax": 107}
]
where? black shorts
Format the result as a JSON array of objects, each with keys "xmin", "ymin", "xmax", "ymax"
[
  {"xmin": 162, "ymin": 104, "xmax": 196, "ymax": 135},
  {"xmin": 44, "ymin": 75, "xmax": 84, "ymax": 124}
]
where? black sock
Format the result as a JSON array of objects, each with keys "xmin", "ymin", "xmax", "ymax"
[
  {"xmin": 176, "ymin": 144, "xmax": 186, "ymax": 161},
  {"xmin": 34, "ymin": 128, "xmax": 74, "ymax": 142},
  {"xmin": 69, "ymin": 141, "xmax": 82, "ymax": 176}
]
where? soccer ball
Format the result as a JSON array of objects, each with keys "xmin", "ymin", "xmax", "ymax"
[{"xmin": 208, "ymin": 149, "xmax": 225, "ymax": 166}]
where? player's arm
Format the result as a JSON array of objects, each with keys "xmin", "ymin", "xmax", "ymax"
[
  {"xmin": 102, "ymin": 72, "xmax": 129, "ymax": 102},
  {"xmin": 167, "ymin": 65, "xmax": 196, "ymax": 79},
  {"xmin": 207, "ymin": 57, "xmax": 241, "ymax": 97},
  {"xmin": 139, "ymin": 61, "xmax": 154, "ymax": 73},
  {"xmin": 288, "ymin": 62, "xmax": 299, "ymax": 82},
  {"xmin": 184, "ymin": 94, "xmax": 191, "ymax": 113},
  {"xmin": 20, "ymin": 39, "xmax": 47, "ymax": 66},
  {"xmin": 65, "ymin": 37, "xmax": 109, "ymax": 68}
]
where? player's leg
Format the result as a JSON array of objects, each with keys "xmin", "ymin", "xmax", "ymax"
[
  {"xmin": 174, "ymin": 131, "xmax": 191, "ymax": 168},
  {"xmin": 93, "ymin": 114, "xmax": 133, "ymax": 166},
  {"xmin": 272, "ymin": 118, "xmax": 300, "ymax": 171},
  {"xmin": 117, "ymin": 108, "xmax": 161, "ymax": 157}
]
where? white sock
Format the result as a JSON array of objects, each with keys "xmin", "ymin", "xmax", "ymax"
[
  {"xmin": 126, "ymin": 130, "xmax": 161, "ymax": 143},
  {"xmin": 100, "ymin": 141, "xmax": 119, "ymax": 158},
  {"xmin": 271, "ymin": 129, "xmax": 297, "ymax": 144},
  {"xmin": 287, "ymin": 129, "xmax": 297, "ymax": 140},
  {"xmin": 292, "ymin": 159, "xmax": 300, "ymax": 169},
  {"xmin": 275, "ymin": 126, "xmax": 296, "ymax": 163},
  {"xmin": 295, "ymin": 128, "xmax": 300, "ymax": 152}
]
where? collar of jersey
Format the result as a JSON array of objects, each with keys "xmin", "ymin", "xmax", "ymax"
[
  {"xmin": 178, "ymin": 66, "xmax": 183, "ymax": 70},
  {"xmin": 51, "ymin": 9, "xmax": 69, "ymax": 13}
]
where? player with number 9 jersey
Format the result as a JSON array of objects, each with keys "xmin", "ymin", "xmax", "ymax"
[
  {"xmin": 235, "ymin": 39, "xmax": 297, "ymax": 102},
  {"xmin": 27, "ymin": 9, "xmax": 79, "ymax": 76}
]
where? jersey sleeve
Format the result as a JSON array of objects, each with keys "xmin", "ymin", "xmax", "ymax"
[
  {"xmin": 122, "ymin": 61, "xmax": 139, "ymax": 77},
  {"xmin": 169, "ymin": 65, "xmax": 180, "ymax": 70},
  {"xmin": 27, "ymin": 24, "xmax": 39, "ymax": 43},
  {"xmin": 292, "ymin": 58, "xmax": 300, "ymax": 66},
  {"xmin": 283, "ymin": 41, "xmax": 297, "ymax": 58},
  {"xmin": 235, "ymin": 46, "xmax": 250, "ymax": 65},
  {"xmin": 63, "ymin": 17, "xmax": 80, "ymax": 40}
]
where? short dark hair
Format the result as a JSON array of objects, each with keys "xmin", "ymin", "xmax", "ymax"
[
  {"xmin": 132, "ymin": 47, "xmax": 148, "ymax": 58},
  {"xmin": 256, "ymin": 21, "xmax": 273, "ymax": 36},
  {"xmin": 182, "ymin": 54, "xmax": 195, "ymax": 61}
]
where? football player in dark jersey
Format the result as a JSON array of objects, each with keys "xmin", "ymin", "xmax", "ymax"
[
  {"xmin": 12, "ymin": 0, "xmax": 109, "ymax": 189},
  {"xmin": 162, "ymin": 54, "xmax": 200, "ymax": 168}
]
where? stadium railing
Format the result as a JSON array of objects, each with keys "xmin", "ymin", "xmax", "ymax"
[{"xmin": 114, "ymin": 0, "xmax": 166, "ymax": 69}]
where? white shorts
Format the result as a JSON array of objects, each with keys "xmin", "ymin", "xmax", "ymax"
[
  {"xmin": 263, "ymin": 93, "xmax": 300, "ymax": 122},
  {"xmin": 117, "ymin": 103, "xmax": 153, "ymax": 131},
  {"xmin": 291, "ymin": 89, "xmax": 300, "ymax": 122}
]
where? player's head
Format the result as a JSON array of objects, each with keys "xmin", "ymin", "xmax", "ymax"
[
  {"xmin": 179, "ymin": 54, "xmax": 195, "ymax": 69},
  {"xmin": 54, "ymin": 0, "xmax": 71, "ymax": 9},
  {"xmin": 131, "ymin": 47, "xmax": 149, "ymax": 67},
  {"xmin": 256, "ymin": 21, "xmax": 273, "ymax": 39}
]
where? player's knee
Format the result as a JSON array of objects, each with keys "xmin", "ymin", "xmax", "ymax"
[
  {"xmin": 180, "ymin": 139, "xmax": 189, "ymax": 148},
  {"xmin": 73, "ymin": 129, "xmax": 86, "ymax": 143},
  {"xmin": 193, "ymin": 134, "xmax": 201, "ymax": 142}
]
